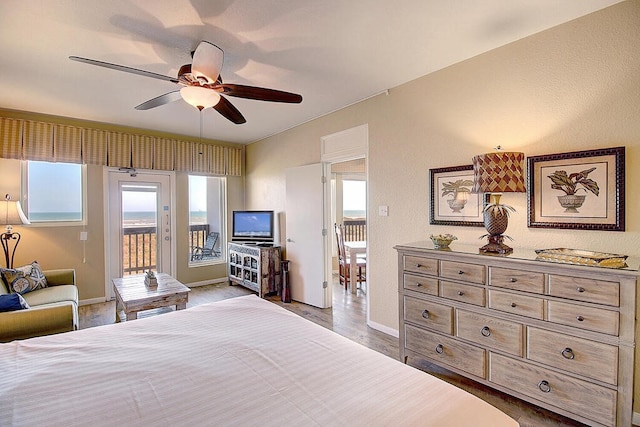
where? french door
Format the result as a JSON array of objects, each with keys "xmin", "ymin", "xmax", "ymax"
[{"xmin": 105, "ymin": 170, "xmax": 174, "ymax": 299}]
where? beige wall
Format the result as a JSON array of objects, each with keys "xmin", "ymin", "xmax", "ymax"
[{"xmin": 245, "ymin": 0, "xmax": 640, "ymax": 404}]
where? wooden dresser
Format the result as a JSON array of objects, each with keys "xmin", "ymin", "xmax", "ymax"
[
  {"xmin": 395, "ymin": 242, "xmax": 638, "ymax": 427},
  {"xmin": 228, "ymin": 242, "xmax": 281, "ymax": 297}
]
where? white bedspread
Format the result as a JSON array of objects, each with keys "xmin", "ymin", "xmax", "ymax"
[{"xmin": 0, "ymin": 295, "xmax": 518, "ymax": 426}]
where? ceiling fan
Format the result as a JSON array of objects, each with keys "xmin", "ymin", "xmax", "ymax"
[{"xmin": 69, "ymin": 41, "xmax": 302, "ymax": 124}]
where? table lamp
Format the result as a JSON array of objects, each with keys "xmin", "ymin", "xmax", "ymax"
[
  {"xmin": 0, "ymin": 194, "xmax": 30, "ymax": 268},
  {"xmin": 472, "ymin": 150, "xmax": 525, "ymax": 254}
]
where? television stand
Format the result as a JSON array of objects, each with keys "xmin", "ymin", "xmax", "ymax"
[{"xmin": 228, "ymin": 242, "xmax": 281, "ymax": 297}]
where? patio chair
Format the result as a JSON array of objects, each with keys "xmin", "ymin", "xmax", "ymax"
[{"xmin": 191, "ymin": 232, "xmax": 221, "ymax": 260}]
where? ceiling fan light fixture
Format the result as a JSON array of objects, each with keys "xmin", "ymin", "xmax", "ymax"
[{"xmin": 180, "ymin": 86, "xmax": 221, "ymax": 110}]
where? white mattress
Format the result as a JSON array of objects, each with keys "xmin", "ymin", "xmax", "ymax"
[{"xmin": 0, "ymin": 295, "xmax": 518, "ymax": 426}]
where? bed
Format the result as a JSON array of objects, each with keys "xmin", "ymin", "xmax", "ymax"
[{"xmin": 0, "ymin": 295, "xmax": 518, "ymax": 426}]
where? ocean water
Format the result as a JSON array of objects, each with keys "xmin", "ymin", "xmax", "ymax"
[
  {"xmin": 29, "ymin": 212, "xmax": 82, "ymax": 222},
  {"xmin": 29, "ymin": 211, "xmax": 208, "ymax": 225},
  {"xmin": 343, "ymin": 210, "xmax": 366, "ymax": 218}
]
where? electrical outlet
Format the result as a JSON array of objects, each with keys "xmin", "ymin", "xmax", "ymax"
[{"xmin": 378, "ymin": 205, "xmax": 389, "ymax": 216}]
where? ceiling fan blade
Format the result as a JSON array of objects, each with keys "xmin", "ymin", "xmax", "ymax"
[
  {"xmin": 213, "ymin": 96, "xmax": 246, "ymax": 124},
  {"xmin": 219, "ymin": 84, "xmax": 302, "ymax": 103},
  {"xmin": 192, "ymin": 41, "xmax": 223, "ymax": 84},
  {"xmin": 69, "ymin": 56, "xmax": 178, "ymax": 83},
  {"xmin": 135, "ymin": 91, "xmax": 182, "ymax": 110}
]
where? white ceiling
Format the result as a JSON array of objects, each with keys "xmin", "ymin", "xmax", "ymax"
[{"xmin": 0, "ymin": 0, "xmax": 622, "ymax": 144}]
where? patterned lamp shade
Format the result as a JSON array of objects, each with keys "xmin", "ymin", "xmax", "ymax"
[{"xmin": 472, "ymin": 152, "xmax": 526, "ymax": 193}]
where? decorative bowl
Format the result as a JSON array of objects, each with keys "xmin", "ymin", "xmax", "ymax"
[{"xmin": 430, "ymin": 234, "xmax": 457, "ymax": 249}]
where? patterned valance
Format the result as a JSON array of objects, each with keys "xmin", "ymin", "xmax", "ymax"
[{"xmin": 0, "ymin": 116, "xmax": 243, "ymax": 176}]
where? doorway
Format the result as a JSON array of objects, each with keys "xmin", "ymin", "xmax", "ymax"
[
  {"xmin": 330, "ymin": 160, "xmax": 367, "ymax": 293},
  {"xmin": 105, "ymin": 169, "xmax": 175, "ymax": 299},
  {"xmin": 320, "ymin": 123, "xmax": 368, "ymax": 320}
]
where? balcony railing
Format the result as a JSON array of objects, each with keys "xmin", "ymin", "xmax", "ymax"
[
  {"xmin": 343, "ymin": 219, "xmax": 366, "ymax": 241},
  {"xmin": 123, "ymin": 226, "xmax": 157, "ymax": 275},
  {"xmin": 122, "ymin": 224, "xmax": 212, "ymax": 275}
]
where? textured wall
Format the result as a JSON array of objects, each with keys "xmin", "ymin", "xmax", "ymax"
[{"xmin": 246, "ymin": 0, "xmax": 640, "ymax": 371}]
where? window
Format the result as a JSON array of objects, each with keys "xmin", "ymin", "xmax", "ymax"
[
  {"xmin": 188, "ymin": 175, "xmax": 226, "ymax": 264},
  {"xmin": 22, "ymin": 161, "xmax": 86, "ymax": 224},
  {"xmin": 342, "ymin": 179, "xmax": 366, "ymax": 219}
]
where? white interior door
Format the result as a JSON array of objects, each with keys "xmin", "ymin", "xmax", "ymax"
[
  {"xmin": 285, "ymin": 163, "xmax": 329, "ymax": 308},
  {"xmin": 105, "ymin": 170, "xmax": 174, "ymax": 299}
]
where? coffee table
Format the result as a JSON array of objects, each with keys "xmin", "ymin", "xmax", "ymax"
[{"xmin": 113, "ymin": 273, "xmax": 191, "ymax": 321}]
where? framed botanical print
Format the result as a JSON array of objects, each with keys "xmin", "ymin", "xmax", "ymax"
[
  {"xmin": 527, "ymin": 147, "xmax": 625, "ymax": 231},
  {"xmin": 429, "ymin": 165, "xmax": 485, "ymax": 227}
]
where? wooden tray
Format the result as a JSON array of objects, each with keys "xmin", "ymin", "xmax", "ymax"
[{"xmin": 535, "ymin": 248, "xmax": 628, "ymax": 268}]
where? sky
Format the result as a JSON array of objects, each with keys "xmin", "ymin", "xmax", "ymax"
[
  {"xmin": 28, "ymin": 161, "xmax": 82, "ymax": 213},
  {"xmin": 343, "ymin": 180, "xmax": 366, "ymax": 212}
]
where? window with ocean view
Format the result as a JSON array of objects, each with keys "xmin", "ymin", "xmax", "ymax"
[
  {"xmin": 189, "ymin": 175, "xmax": 225, "ymax": 264},
  {"xmin": 343, "ymin": 179, "xmax": 366, "ymax": 219},
  {"xmin": 23, "ymin": 161, "xmax": 85, "ymax": 223}
]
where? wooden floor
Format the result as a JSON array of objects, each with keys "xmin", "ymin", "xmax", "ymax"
[{"xmin": 80, "ymin": 279, "xmax": 597, "ymax": 427}]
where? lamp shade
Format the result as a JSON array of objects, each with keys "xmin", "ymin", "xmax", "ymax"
[
  {"xmin": 180, "ymin": 86, "xmax": 221, "ymax": 110},
  {"xmin": 472, "ymin": 151, "xmax": 526, "ymax": 193},
  {"xmin": 0, "ymin": 200, "xmax": 30, "ymax": 226}
]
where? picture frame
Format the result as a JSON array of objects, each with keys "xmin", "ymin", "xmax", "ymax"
[
  {"xmin": 429, "ymin": 165, "xmax": 486, "ymax": 227},
  {"xmin": 527, "ymin": 147, "xmax": 625, "ymax": 231}
]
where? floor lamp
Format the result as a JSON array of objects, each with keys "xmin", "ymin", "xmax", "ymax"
[{"xmin": 0, "ymin": 195, "xmax": 30, "ymax": 269}]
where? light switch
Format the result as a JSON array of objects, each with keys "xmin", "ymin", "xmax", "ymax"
[
  {"xmin": 378, "ymin": 205, "xmax": 389, "ymax": 216},
  {"xmin": 80, "ymin": 231, "xmax": 88, "ymax": 241}
]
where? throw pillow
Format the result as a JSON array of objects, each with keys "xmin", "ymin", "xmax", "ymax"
[
  {"xmin": 0, "ymin": 261, "xmax": 48, "ymax": 295},
  {"xmin": 0, "ymin": 293, "xmax": 30, "ymax": 312}
]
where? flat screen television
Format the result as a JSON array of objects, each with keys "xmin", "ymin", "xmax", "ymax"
[{"xmin": 231, "ymin": 210, "xmax": 274, "ymax": 242}]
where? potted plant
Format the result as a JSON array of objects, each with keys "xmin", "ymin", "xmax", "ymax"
[
  {"xmin": 441, "ymin": 179, "xmax": 473, "ymax": 213},
  {"xmin": 144, "ymin": 270, "xmax": 157, "ymax": 287},
  {"xmin": 547, "ymin": 168, "xmax": 599, "ymax": 213}
]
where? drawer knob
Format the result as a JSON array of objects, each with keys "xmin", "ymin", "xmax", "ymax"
[
  {"xmin": 576, "ymin": 316, "xmax": 585, "ymax": 322},
  {"xmin": 458, "ymin": 270, "xmax": 465, "ymax": 275},
  {"xmin": 457, "ymin": 291, "xmax": 464, "ymax": 296},
  {"xmin": 481, "ymin": 326, "xmax": 491, "ymax": 337},
  {"xmin": 510, "ymin": 302, "xmax": 517, "ymax": 308},
  {"xmin": 509, "ymin": 278, "xmax": 517, "ymax": 283},
  {"xmin": 416, "ymin": 282, "xmax": 422, "ymax": 287},
  {"xmin": 416, "ymin": 263, "xmax": 422, "ymax": 268},
  {"xmin": 421, "ymin": 309, "xmax": 430, "ymax": 319},
  {"xmin": 561, "ymin": 347, "xmax": 575, "ymax": 360},
  {"xmin": 576, "ymin": 287, "xmax": 585, "ymax": 293},
  {"xmin": 537, "ymin": 380, "xmax": 551, "ymax": 393},
  {"xmin": 435, "ymin": 344, "xmax": 444, "ymax": 354}
]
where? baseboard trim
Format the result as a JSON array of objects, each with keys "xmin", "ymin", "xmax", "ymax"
[
  {"xmin": 185, "ymin": 277, "xmax": 228, "ymax": 288},
  {"xmin": 79, "ymin": 297, "xmax": 107, "ymax": 306},
  {"xmin": 633, "ymin": 411, "xmax": 639, "ymax": 425},
  {"xmin": 368, "ymin": 319, "xmax": 399, "ymax": 338}
]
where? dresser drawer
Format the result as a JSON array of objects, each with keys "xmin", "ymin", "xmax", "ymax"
[
  {"xmin": 489, "ymin": 267, "xmax": 545, "ymax": 294},
  {"xmin": 548, "ymin": 275, "xmax": 619, "ymax": 307},
  {"xmin": 527, "ymin": 327, "xmax": 618, "ymax": 385},
  {"xmin": 404, "ymin": 296, "xmax": 453, "ymax": 335},
  {"xmin": 488, "ymin": 289, "xmax": 544, "ymax": 320},
  {"xmin": 456, "ymin": 309, "xmax": 523, "ymax": 356},
  {"xmin": 547, "ymin": 300, "xmax": 619, "ymax": 336},
  {"xmin": 404, "ymin": 255, "xmax": 438, "ymax": 275},
  {"xmin": 403, "ymin": 273, "xmax": 438, "ymax": 295},
  {"xmin": 440, "ymin": 281, "xmax": 485, "ymax": 306},
  {"xmin": 440, "ymin": 260, "xmax": 485, "ymax": 284},
  {"xmin": 490, "ymin": 353, "xmax": 616, "ymax": 426},
  {"xmin": 405, "ymin": 324, "xmax": 486, "ymax": 378}
]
